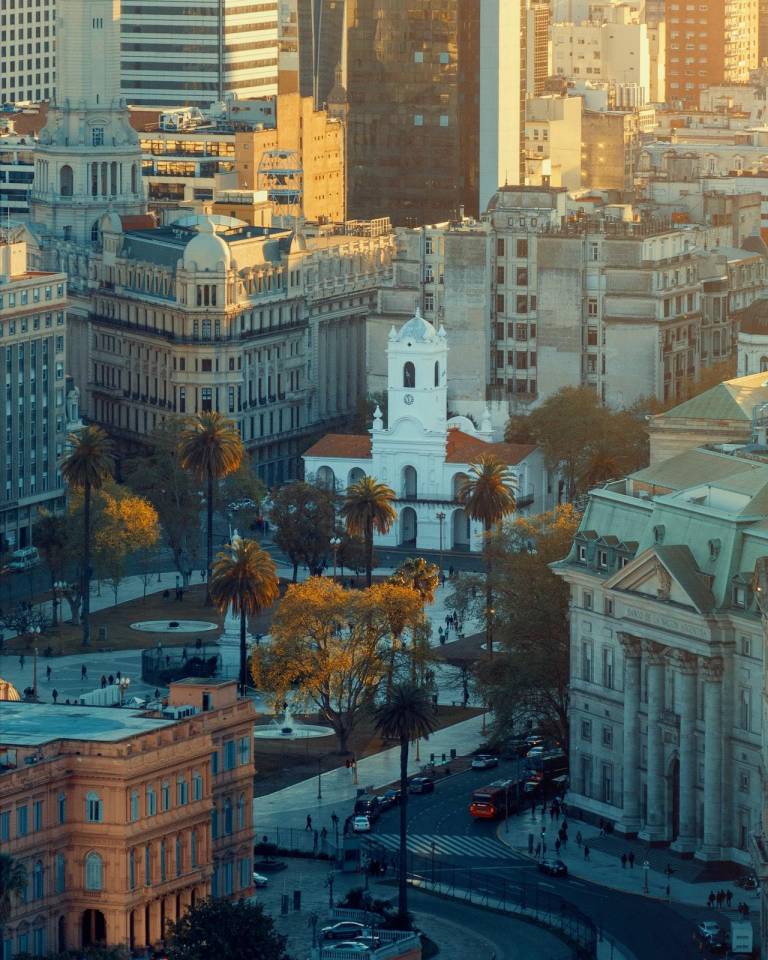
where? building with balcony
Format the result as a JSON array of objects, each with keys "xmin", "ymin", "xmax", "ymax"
[
  {"xmin": 0, "ymin": 679, "xmax": 256, "ymax": 954},
  {"xmin": 304, "ymin": 311, "xmax": 551, "ymax": 552}
]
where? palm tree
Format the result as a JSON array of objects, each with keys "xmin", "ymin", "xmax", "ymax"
[
  {"xmin": 373, "ymin": 683, "xmax": 437, "ymax": 921},
  {"xmin": 457, "ymin": 454, "xmax": 517, "ymax": 657},
  {"xmin": 179, "ymin": 412, "xmax": 244, "ymax": 603},
  {"xmin": 0, "ymin": 854, "xmax": 27, "ymax": 933},
  {"xmin": 341, "ymin": 476, "xmax": 396, "ymax": 586},
  {"xmin": 389, "ymin": 557, "xmax": 439, "ymax": 605},
  {"xmin": 60, "ymin": 426, "xmax": 114, "ymax": 645},
  {"xmin": 210, "ymin": 537, "xmax": 279, "ymax": 696}
]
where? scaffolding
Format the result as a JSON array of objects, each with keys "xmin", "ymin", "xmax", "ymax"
[{"xmin": 257, "ymin": 149, "xmax": 303, "ymax": 218}]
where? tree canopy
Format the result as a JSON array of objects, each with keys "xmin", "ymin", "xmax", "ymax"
[
  {"xmin": 270, "ymin": 480, "xmax": 337, "ymax": 581},
  {"xmin": 166, "ymin": 897, "xmax": 290, "ymax": 960}
]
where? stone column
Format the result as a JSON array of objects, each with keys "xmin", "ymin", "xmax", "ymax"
[
  {"xmin": 147, "ymin": 900, "xmax": 162, "ymax": 946},
  {"xmin": 639, "ymin": 640, "xmax": 667, "ymax": 843},
  {"xmin": 619, "ymin": 633, "xmax": 642, "ymax": 835},
  {"xmin": 700, "ymin": 657, "xmax": 724, "ymax": 860},
  {"xmin": 671, "ymin": 651, "xmax": 698, "ymax": 854},
  {"xmin": 132, "ymin": 905, "xmax": 146, "ymax": 950}
]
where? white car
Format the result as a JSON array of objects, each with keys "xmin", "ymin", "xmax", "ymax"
[
  {"xmin": 471, "ymin": 755, "xmax": 499, "ymax": 770},
  {"xmin": 252, "ymin": 872, "xmax": 268, "ymax": 888},
  {"xmin": 526, "ymin": 745, "xmax": 546, "ymax": 759},
  {"xmin": 324, "ymin": 943, "xmax": 372, "ymax": 955},
  {"xmin": 352, "ymin": 815, "xmax": 372, "ymax": 833}
]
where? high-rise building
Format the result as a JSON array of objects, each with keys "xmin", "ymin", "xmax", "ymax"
[
  {"xmin": 0, "ymin": 228, "xmax": 68, "ymax": 552},
  {"xmin": 0, "ymin": 0, "xmax": 56, "ymax": 105},
  {"xmin": 279, "ymin": 0, "xmax": 347, "ymax": 109},
  {"xmin": 525, "ymin": 0, "xmax": 551, "ymax": 97},
  {"xmin": 120, "ymin": 0, "xmax": 279, "ymax": 107},
  {"xmin": 345, "ymin": 0, "xmax": 523, "ymax": 226}
]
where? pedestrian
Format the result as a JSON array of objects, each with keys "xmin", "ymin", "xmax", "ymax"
[
  {"xmin": 550, "ymin": 806, "xmax": 556, "ymax": 822},
  {"xmin": 108, "ymin": 674, "xmax": 114, "ymax": 685},
  {"xmin": 726, "ymin": 890, "xmax": 733, "ymax": 908},
  {"xmin": 584, "ymin": 845, "xmax": 590, "ymax": 861},
  {"xmin": 576, "ymin": 831, "xmax": 583, "ymax": 847},
  {"xmin": 716, "ymin": 890, "xmax": 724, "ymax": 908},
  {"xmin": 81, "ymin": 664, "xmax": 87, "ymax": 680},
  {"xmin": 19, "ymin": 654, "xmax": 25, "ymax": 668},
  {"xmin": 542, "ymin": 801, "xmax": 547, "ymax": 816},
  {"xmin": 707, "ymin": 891, "xmax": 715, "ymax": 909},
  {"xmin": 100, "ymin": 675, "xmax": 107, "ymax": 689},
  {"xmin": 535, "ymin": 842, "xmax": 541, "ymax": 857},
  {"xmin": 46, "ymin": 665, "xmax": 52, "ymax": 682},
  {"xmin": 561, "ymin": 832, "xmax": 568, "ymax": 850},
  {"xmin": 555, "ymin": 839, "xmax": 561, "ymax": 855},
  {"xmin": 116, "ymin": 670, "xmax": 121, "ymax": 681},
  {"xmin": 599, "ymin": 817, "xmax": 606, "ymax": 837},
  {"xmin": 628, "ymin": 851, "xmax": 635, "ymax": 869},
  {"xmin": 320, "ymin": 826, "xmax": 328, "ymax": 841},
  {"xmin": 305, "ymin": 814, "xmax": 312, "ymax": 831},
  {"xmin": 449, "ymin": 565, "xmax": 454, "ymax": 578},
  {"xmin": 52, "ymin": 688, "xmax": 58, "ymax": 704},
  {"xmin": 445, "ymin": 614, "xmax": 451, "ymax": 628},
  {"xmin": 561, "ymin": 818, "xmax": 568, "ymax": 832},
  {"xmin": 440, "ymin": 573, "xmax": 446, "ymax": 587},
  {"xmin": 154, "ymin": 688, "xmax": 160, "ymax": 699},
  {"xmin": 331, "ymin": 812, "xmax": 339, "ymax": 830},
  {"xmin": 200, "ymin": 568, "xmax": 206, "ymax": 581},
  {"xmin": 621, "ymin": 853, "xmax": 627, "ymax": 869}
]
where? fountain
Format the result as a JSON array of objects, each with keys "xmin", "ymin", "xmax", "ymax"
[
  {"xmin": 253, "ymin": 694, "xmax": 334, "ymax": 741},
  {"xmin": 131, "ymin": 620, "xmax": 217, "ymax": 633}
]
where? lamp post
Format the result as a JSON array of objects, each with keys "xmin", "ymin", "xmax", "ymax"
[
  {"xmin": 436, "ymin": 512, "xmax": 446, "ymax": 576},
  {"xmin": 488, "ymin": 606, "xmax": 496, "ymax": 657},
  {"xmin": 330, "ymin": 537, "xmax": 341, "ymax": 581},
  {"xmin": 317, "ymin": 757, "xmax": 323, "ymax": 801},
  {"xmin": 118, "ymin": 676, "xmax": 131, "ymax": 706}
]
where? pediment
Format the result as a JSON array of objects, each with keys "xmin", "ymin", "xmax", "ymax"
[{"xmin": 604, "ymin": 545, "xmax": 714, "ymax": 614}]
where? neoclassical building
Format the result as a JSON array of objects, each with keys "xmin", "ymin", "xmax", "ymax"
[
  {"xmin": 304, "ymin": 310, "xmax": 552, "ymax": 551},
  {"xmin": 554, "ymin": 446, "xmax": 767, "ymax": 863}
]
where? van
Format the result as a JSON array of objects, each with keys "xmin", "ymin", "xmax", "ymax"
[
  {"xmin": 729, "ymin": 920, "xmax": 753, "ymax": 956},
  {"xmin": 9, "ymin": 546, "xmax": 39, "ymax": 570}
]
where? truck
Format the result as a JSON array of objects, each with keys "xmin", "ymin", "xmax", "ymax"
[{"xmin": 728, "ymin": 919, "xmax": 753, "ymax": 956}]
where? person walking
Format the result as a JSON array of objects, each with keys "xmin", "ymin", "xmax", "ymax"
[
  {"xmin": 621, "ymin": 853, "xmax": 627, "ymax": 869},
  {"xmin": 46, "ymin": 665, "xmax": 52, "ymax": 682},
  {"xmin": 555, "ymin": 839, "xmax": 561, "ymax": 855},
  {"xmin": 576, "ymin": 831, "xmax": 583, "ymax": 847},
  {"xmin": 726, "ymin": 889, "xmax": 733, "ymax": 908},
  {"xmin": 305, "ymin": 814, "xmax": 312, "ymax": 831},
  {"xmin": 52, "ymin": 688, "xmax": 58, "ymax": 704},
  {"xmin": 628, "ymin": 851, "xmax": 635, "ymax": 869},
  {"xmin": 81, "ymin": 664, "xmax": 88, "ymax": 680},
  {"xmin": 18, "ymin": 654, "xmax": 25, "ymax": 669},
  {"xmin": 708, "ymin": 891, "xmax": 715, "ymax": 909},
  {"xmin": 100, "ymin": 675, "xmax": 107, "ymax": 689},
  {"xmin": 584, "ymin": 845, "xmax": 590, "ymax": 861}
]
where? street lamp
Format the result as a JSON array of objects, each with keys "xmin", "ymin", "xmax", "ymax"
[
  {"xmin": 488, "ymin": 606, "xmax": 496, "ymax": 658},
  {"xmin": 118, "ymin": 676, "xmax": 131, "ymax": 706},
  {"xmin": 330, "ymin": 537, "xmax": 341, "ymax": 581},
  {"xmin": 317, "ymin": 756, "xmax": 323, "ymax": 801},
  {"xmin": 436, "ymin": 512, "xmax": 446, "ymax": 576}
]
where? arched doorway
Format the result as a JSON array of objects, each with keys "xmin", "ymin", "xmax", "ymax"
[
  {"xmin": 402, "ymin": 465, "xmax": 417, "ymax": 500},
  {"xmin": 58, "ymin": 915, "xmax": 67, "ymax": 952},
  {"xmin": 316, "ymin": 465, "xmax": 336, "ymax": 491},
  {"xmin": 668, "ymin": 756, "xmax": 680, "ymax": 842},
  {"xmin": 452, "ymin": 508, "xmax": 470, "ymax": 549},
  {"xmin": 400, "ymin": 507, "xmax": 417, "ymax": 546},
  {"xmin": 81, "ymin": 909, "xmax": 106, "ymax": 947},
  {"xmin": 348, "ymin": 467, "xmax": 365, "ymax": 486},
  {"xmin": 452, "ymin": 472, "xmax": 469, "ymax": 500}
]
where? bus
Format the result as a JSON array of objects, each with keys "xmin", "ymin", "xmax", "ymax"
[{"xmin": 469, "ymin": 779, "xmax": 524, "ymax": 819}]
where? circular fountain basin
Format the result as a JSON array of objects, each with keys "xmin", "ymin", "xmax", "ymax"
[
  {"xmin": 130, "ymin": 620, "xmax": 218, "ymax": 634},
  {"xmin": 253, "ymin": 722, "xmax": 334, "ymax": 741}
]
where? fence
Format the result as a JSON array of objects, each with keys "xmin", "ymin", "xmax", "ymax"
[
  {"xmin": 254, "ymin": 824, "xmax": 340, "ymax": 859},
  {"xmin": 140, "ymin": 646, "xmax": 219, "ymax": 686}
]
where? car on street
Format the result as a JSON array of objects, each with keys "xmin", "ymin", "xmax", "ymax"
[
  {"xmin": 375, "ymin": 789, "xmax": 400, "ymax": 810},
  {"xmin": 471, "ymin": 754, "xmax": 499, "ymax": 770},
  {"xmin": 538, "ymin": 858, "xmax": 568, "ymax": 877},
  {"xmin": 408, "ymin": 776, "xmax": 435, "ymax": 794},
  {"xmin": 352, "ymin": 815, "xmax": 372, "ymax": 833},
  {"xmin": 252, "ymin": 872, "xmax": 268, "ymax": 888},
  {"xmin": 354, "ymin": 797, "xmax": 381, "ymax": 821},
  {"xmin": 694, "ymin": 921, "xmax": 722, "ymax": 946},
  {"xmin": 323, "ymin": 943, "xmax": 372, "ymax": 955},
  {"xmin": 321, "ymin": 922, "xmax": 366, "ymax": 941},
  {"xmin": 526, "ymin": 744, "xmax": 546, "ymax": 759}
]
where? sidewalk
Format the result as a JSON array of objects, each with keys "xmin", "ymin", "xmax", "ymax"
[{"xmin": 497, "ymin": 804, "xmax": 760, "ymax": 916}]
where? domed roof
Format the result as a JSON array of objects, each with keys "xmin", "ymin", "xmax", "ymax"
[
  {"xmin": 395, "ymin": 308, "xmax": 438, "ymax": 343},
  {"xmin": 0, "ymin": 677, "xmax": 21, "ymax": 701},
  {"xmin": 182, "ymin": 216, "xmax": 231, "ymax": 272}
]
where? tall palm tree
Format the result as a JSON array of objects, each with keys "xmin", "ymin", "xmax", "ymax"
[
  {"xmin": 179, "ymin": 412, "xmax": 244, "ymax": 604},
  {"xmin": 210, "ymin": 537, "xmax": 279, "ymax": 696},
  {"xmin": 341, "ymin": 476, "xmax": 396, "ymax": 586},
  {"xmin": 60, "ymin": 426, "xmax": 114, "ymax": 645},
  {"xmin": 373, "ymin": 683, "xmax": 437, "ymax": 921},
  {"xmin": 0, "ymin": 854, "xmax": 27, "ymax": 933},
  {"xmin": 457, "ymin": 454, "xmax": 517, "ymax": 657}
]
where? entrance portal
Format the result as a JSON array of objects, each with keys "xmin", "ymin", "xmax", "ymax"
[
  {"xmin": 668, "ymin": 757, "xmax": 680, "ymax": 842},
  {"xmin": 81, "ymin": 910, "xmax": 106, "ymax": 947}
]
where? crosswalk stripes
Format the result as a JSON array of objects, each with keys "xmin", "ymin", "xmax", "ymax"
[{"xmin": 363, "ymin": 833, "xmax": 513, "ymax": 860}]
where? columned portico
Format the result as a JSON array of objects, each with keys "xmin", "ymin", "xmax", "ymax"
[
  {"xmin": 618, "ymin": 633, "xmax": 642, "ymax": 835},
  {"xmin": 699, "ymin": 657, "xmax": 724, "ymax": 861},
  {"xmin": 671, "ymin": 651, "xmax": 698, "ymax": 854},
  {"xmin": 639, "ymin": 640, "xmax": 668, "ymax": 843}
]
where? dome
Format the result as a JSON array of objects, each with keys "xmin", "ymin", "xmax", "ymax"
[
  {"xmin": 395, "ymin": 308, "xmax": 437, "ymax": 343},
  {"xmin": 182, "ymin": 216, "xmax": 231, "ymax": 272},
  {"xmin": 0, "ymin": 677, "xmax": 21, "ymax": 701}
]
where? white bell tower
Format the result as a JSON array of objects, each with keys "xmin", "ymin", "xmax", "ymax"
[{"xmin": 386, "ymin": 309, "xmax": 449, "ymax": 434}]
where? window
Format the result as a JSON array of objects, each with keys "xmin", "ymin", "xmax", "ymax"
[
  {"xmin": 211, "ymin": 806, "xmax": 219, "ymax": 840},
  {"xmin": 583, "ymin": 590, "xmax": 593, "ymax": 610},
  {"xmin": 587, "ymin": 297, "xmax": 598, "ymax": 317},
  {"xmin": 740, "ymin": 687, "xmax": 752, "ymax": 731},
  {"xmin": 33, "ymin": 800, "xmax": 42, "ymax": 832},
  {"xmin": 191, "ymin": 831, "xmax": 198, "ymax": 868},
  {"xmin": 160, "ymin": 840, "xmax": 167, "ymax": 882},
  {"xmin": 55, "ymin": 854, "xmax": 66, "ymax": 893},
  {"xmin": 177, "ymin": 777, "xmax": 188, "ymax": 806},
  {"xmin": 516, "ymin": 238, "xmax": 528, "ymax": 258},
  {"xmin": 413, "ymin": 114, "xmax": 423, "ymax": 126},
  {"xmin": 580, "ymin": 756, "xmax": 593, "ymax": 797},
  {"xmin": 602, "ymin": 647, "xmax": 614, "ymax": 689},
  {"xmin": 733, "ymin": 584, "xmax": 748, "ymax": 608},
  {"xmin": 176, "ymin": 835, "xmax": 183, "ymax": 877},
  {"xmin": 57, "ymin": 793, "xmax": 66, "ymax": 824},
  {"xmin": 403, "ymin": 362, "xmax": 415, "ymax": 388},
  {"xmin": 17, "ymin": 805, "xmax": 28, "ymax": 837},
  {"xmin": 604, "ymin": 597, "xmax": 614, "ymax": 617},
  {"xmin": 598, "ymin": 549, "xmax": 608, "ymax": 569},
  {"xmin": 602, "ymin": 725, "xmax": 613, "ymax": 748},
  {"xmin": 161, "ymin": 780, "xmax": 171, "ymax": 811},
  {"xmin": 589, "ymin": 241, "xmax": 599, "ymax": 262},
  {"xmin": 146, "ymin": 784, "xmax": 157, "ymax": 816},
  {"xmin": 516, "ymin": 267, "xmax": 528, "ymax": 287},
  {"xmin": 424, "ymin": 292, "xmax": 434, "ymax": 311},
  {"xmin": 224, "ymin": 797, "xmax": 233, "ymax": 835},
  {"xmin": 129, "ymin": 790, "xmax": 139, "ymax": 822},
  {"xmin": 32, "ymin": 861, "xmax": 43, "ymax": 900},
  {"xmin": 741, "ymin": 636, "xmax": 752, "ymax": 657},
  {"xmin": 86, "ymin": 792, "xmax": 102, "ymax": 823},
  {"xmin": 92, "ymin": 127, "xmax": 104, "ymax": 146},
  {"xmin": 238, "ymin": 793, "xmax": 246, "ymax": 829},
  {"xmin": 0, "ymin": 811, "xmax": 9, "ymax": 842},
  {"xmin": 129, "ymin": 849, "xmax": 136, "ymax": 891},
  {"xmin": 192, "ymin": 770, "xmax": 203, "ymax": 801},
  {"xmin": 85, "ymin": 852, "xmax": 103, "ymax": 891},
  {"xmin": 581, "ymin": 640, "xmax": 593, "ymax": 682},
  {"xmin": 601, "ymin": 763, "xmax": 613, "ymax": 804},
  {"xmin": 211, "ymin": 751, "xmax": 219, "ymax": 776},
  {"xmin": 239, "ymin": 736, "xmax": 250, "ymax": 766},
  {"xmin": 581, "ymin": 719, "xmax": 592, "ymax": 741},
  {"xmin": 497, "ymin": 238, "xmax": 505, "ymax": 257},
  {"xmin": 577, "ymin": 544, "xmax": 587, "ymax": 563},
  {"xmin": 145, "ymin": 845, "xmax": 152, "ymax": 886}
]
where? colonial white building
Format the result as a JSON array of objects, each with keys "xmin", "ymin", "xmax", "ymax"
[
  {"xmin": 554, "ymin": 446, "xmax": 767, "ymax": 864},
  {"xmin": 304, "ymin": 310, "xmax": 552, "ymax": 552}
]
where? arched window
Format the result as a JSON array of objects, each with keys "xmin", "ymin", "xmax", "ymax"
[
  {"xmin": 434, "ymin": 361, "xmax": 440, "ymax": 387},
  {"xmin": 402, "ymin": 465, "xmax": 417, "ymax": 500},
  {"xmin": 90, "ymin": 220, "xmax": 100, "ymax": 245},
  {"xmin": 760, "ymin": 356, "xmax": 768, "ymax": 373},
  {"xmin": 59, "ymin": 164, "xmax": 74, "ymax": 197},
  {"xmin": 237, "ymin": 793, "xmax": 246, "ymax": 830},
  {"xmin": 32, "ymin": 860, "xmax": 44, "ymax": 899},
  {"xmin": 316, "ymin": 465, "xmax": 336, "ymax": 491},
  {"xmin": 85, "ymin": 852, "xmax": 103, "ymax": 891},
  {"xmin": 192, "ymin": 770, "xmax": 203, "ymax": 802},
  {"xmin": 129, "ymin": 789, "xmax": 139, "ymax": 822},
  {"xmin": 85, "ymin": 791, "xmax": 102, "ymax": 823},
  {"xmin": 403, "ymin": 361, "xmax": 415, "ymax": 388}
]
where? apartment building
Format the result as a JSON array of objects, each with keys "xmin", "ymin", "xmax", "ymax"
[
  {"xmin": 0, "ymin": 228, "xmax": 67, "ymax": 552},
  {"xmin": 0, "ymin": 679, "xmax": 255, "ymax": 954},
  {"xmin": 525, "ymin": 95, "xmax": 582, "ymax": 191},
  {"xmin": 581, "ymin": 109, "xmax": 644, "ymax": 192},
  {"xmin": 120, "ymin": 0, "xmax": 279, "ymax": 107},
  {"xmin": 0, "ymin": 0, "xmax": 56, "ymax": 106},
  {"xmin": 0, "ymin": 120, "xmax": 34, "ymax": 222}
]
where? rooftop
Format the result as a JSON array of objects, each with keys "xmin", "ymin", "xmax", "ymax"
[
  {"xmin": 655, "ymin": 371, "xmax": 768, "ymax": 421},
  {"xmin": 0, "ymin": 702, "xmax": 174, "ymax": 747}
]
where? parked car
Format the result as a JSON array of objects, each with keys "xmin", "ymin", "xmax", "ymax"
[
  {"xmin": 252, "ymin": 872, "xmax": 268, "ymax": 888},
  {"xmin": 735, "ymin": 874, "xmax": 759, "ymax": 890},
  {"xmin": 376, "ymin": 789, "xmax": 400, "ymax": 810},
  {"xmin": 471, "ymin": 754, "xmax": 499, "ymax": 770},
  {"xmin": 354, "ymin": 796, "xmax": 381, "ymax": 821},
  {"xmin": 694, "ymin": 921, "xmax": 722, "ymax": 946},
  {"xmin": 538, "ymin": 858, "xmax": 568, "ymax": 877},
  {"xmin": 408, "ymin": 776, "xmax": 435, "ymax": 794},
  {"xmin": 352, "ymin": 815, "xmax": 372, "ymax": 833},
  {"xmin": 526, "ymin": 745, "xmax": 546, "ymax": 759},
  {"xmin": 321, "ymin": 922, "xmax": 366, "ymax": 941},
  {"xmin": 323, "ymin": 943, "xmax": 372, "ymax": 955}
]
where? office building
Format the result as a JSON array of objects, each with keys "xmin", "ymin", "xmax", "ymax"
[
  {"xmin": 345, "ymin": 0, "xmax": 523, "ymax": 225},
  {"xmin": 0, "ymin": 119, "xmax": 35, "ymax": 222},
  {"xmin": 120, "ymin": 0, "xmax": 279, "ymax": 108},
  {"xmin": 0, "ymin": 0, "xmax": 56, "ymax": 106},
  {"xmin": 279, "ymin": 0, "xmax": 347, "ymax": 109},
  {"xmin": 525, "ymin": 96, "xmax": 582, "ymax": 190}
]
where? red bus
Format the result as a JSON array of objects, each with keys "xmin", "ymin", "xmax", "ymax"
[{"xmin": 469, "ymin": 779, "xmax": 523, "ymax": 819}]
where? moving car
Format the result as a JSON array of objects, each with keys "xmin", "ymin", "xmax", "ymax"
[
  {"xmin": 352, "ymin": 815, "xmax": 372, "ymax": 833},
  {"xmin": 321, "ymin": 922, "xmax": 366, "ymax": 941},
  {"xmin": 694, "ymin": 921, "xmax": 722, "ymax": 946},
  {"xmin": 471, "ymin": 754, "xmax": 499, "ymax": 770},
  {"xmin": 354, "ymin": 797, "xmax": 381, "ymax": 822},
  {"xmin": 538, "ymin": 858, "xmax": 568, "ymax": 877},
  {"xmin": 408, "ymin": 776, "xmax": 435, "ymax": 794},
  {"xmin": 252, "ymin": 872, "xmax": 268, "ymax": 888},
  {"xmin": 323, "ymin": 943, "xmax": 372, "ymax": 955},
  {"xmin": 375, "ymin": 789, "xmax": 400, "ymax": 810}
]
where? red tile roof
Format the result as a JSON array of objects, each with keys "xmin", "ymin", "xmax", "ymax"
[
  {"xmin": 303, "ymin": 433, "xmax": 372, "ymax": 459},
  {"xmin": 121, "ymin": 214, "xmax": 158, "ymax": 231}
]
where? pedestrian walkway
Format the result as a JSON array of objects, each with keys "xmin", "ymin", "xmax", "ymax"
[
  {"xmin": 364, "ymin": 832, "xmax": 515, "ymax": 860},
  {"xmin": 497, "ymin": 803, "xmax": 760, "ymax": 914}
]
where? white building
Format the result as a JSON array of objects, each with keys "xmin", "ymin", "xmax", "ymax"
[
  {"xmin": 0, "ymin": 120, "xmax": 35, "ymax": 221},
  {"xmin": 304, "ymin": 311, "xmax": 552, "ymax": 552},
  {"xmin": 0, "ymin": 0, "xmax": 56, "ymax": 106},
  {"xmin": 120, "ymin": 0, "xmax": 279, "ymax": 108}
]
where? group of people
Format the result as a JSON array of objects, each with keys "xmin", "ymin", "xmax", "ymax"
[{"xmin": 707, "ymin": 888, "xmax": 750, "ymax": 916}]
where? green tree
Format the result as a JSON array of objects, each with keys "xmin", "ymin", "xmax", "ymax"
[
  {"xmin": 60, "ymin": 426, "xmax": 114, "ymax": 645},
  {"xmin": 373, "ymin": 683, "xmax": 436, "ymax": 920},
  {"xmin": 166, "ymin": 897, "xmax": 290, "ymax": 960},
  {"xmin": 179, "ymin": 412, "xmax": 244, "ymax": 603},
  {"xmin": 341, "ymin": 476, "xmax": 396, "ymax": 586},
  {"xmin": 0, "ymin": 854, "xmax": 26, "ymax": 930},
  {"xmin": 32, "ymin": 511, "xmax": 68, "ymax": 626},
  {"xmin": 221, "ymin": 461, "xmax": 267, "ymax": 532},
  {"xmin": 270, "ymin": 480, "xmax": 337, "ymax": 581},
  {"xmin": 457, "ymin": 455, "xmax": 517, "ymax": 657},
  {"xmin": 210, "ymin": 537, "xmax": 279, "ymax": 696}
]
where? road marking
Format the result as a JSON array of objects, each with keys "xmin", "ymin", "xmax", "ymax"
[{"xmin": 365, "ymin": 833, "xmax": 515, "ymax": 860}]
